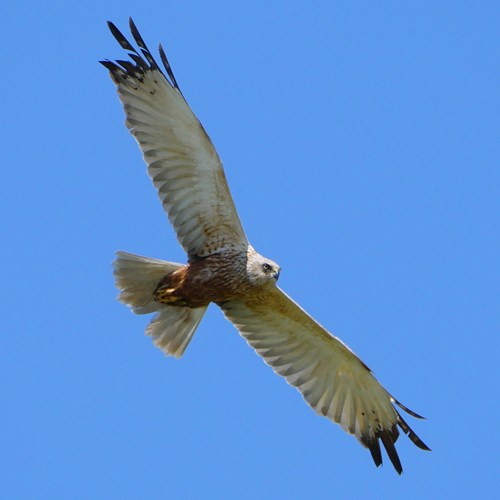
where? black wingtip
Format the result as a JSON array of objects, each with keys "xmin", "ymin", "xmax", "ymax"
[
  {"xmin": 128, "ymin": 17, "xmax": 144, "ymax": 48},
  {"xmin": 396, "ymin": 411, "xmax": 431, "ymax": 451},
  {"xmin": 107, "ymin": 21, "xmax": 136, "ymax": 52},
  {"xmin": 159, "ymin": 43, "xmax": 182, "ymax": 93},
  {"xmin": 393, "ymin": 397, "xmax": 426, "ymax": 419},
  {"xmin": 380, "ymin": 430, "xmax": 403, "ymax": 475},
  {"xmin": 99, "ymin": 59, "xmax": 115, "ymax": 71},
  {"xmin": 368, "ymin": 439, "xmax": 383, "ymax": 468},
  {"xmin": 103, "ymin": 18, "xmax": 179, "ymax": 84},
  {"xmin": 102, "ymin": 18, "xmax": 187, "ymax": 98}
]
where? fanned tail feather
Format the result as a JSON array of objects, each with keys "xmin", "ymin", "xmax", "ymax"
[{"xmin": 113, "ymin": 251, "xmax": 207, "ymax": 357}]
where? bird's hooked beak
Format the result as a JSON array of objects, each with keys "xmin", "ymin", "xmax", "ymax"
[{"xmin": 273, "ymin": 269, "xmax": 281, "ymax": 281}]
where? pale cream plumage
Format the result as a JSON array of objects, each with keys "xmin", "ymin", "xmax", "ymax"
[
  {"xmin": 103, "ymin": 19, "xmax": 429, "ymax": 474},
  {"xmin": 104, "ymin": 22, "xmax": 247, "ymax": 258}
]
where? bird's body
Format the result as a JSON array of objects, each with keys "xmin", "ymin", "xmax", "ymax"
[
  {"xmin": 154, "ymin": 247, "xmax": 278, "ymax": 308},
  {"xmin": 102, "ymin": 19, "xmax": 430, "ymax": 474}
]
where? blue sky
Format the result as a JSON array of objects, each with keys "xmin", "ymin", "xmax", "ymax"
[{"xmin": 2, "ymin": 1, "xmax": 498, "ymax": 498}]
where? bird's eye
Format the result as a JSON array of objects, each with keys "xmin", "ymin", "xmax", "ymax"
[{"xmin": 262, "ymin": 263, "xmax": 272, "ymax": 273}]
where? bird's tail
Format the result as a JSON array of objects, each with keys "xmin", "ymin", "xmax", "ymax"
[{"xmin": 113, "ymin": 251, "xmax": 208, "ymax": 358}]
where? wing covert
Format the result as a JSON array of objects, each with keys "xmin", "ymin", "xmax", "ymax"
[{"xmin": 101, "ymin": 19, "xmax": 247, "ymax": 257}]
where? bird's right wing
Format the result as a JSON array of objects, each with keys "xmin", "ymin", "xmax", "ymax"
[
  {"xmin": 101, "ymin": 19, "xmax": 248, "ymax": 258},
  {"xmin": 219, "ymin": 286, "xmax": 429, "ymax": 473}
]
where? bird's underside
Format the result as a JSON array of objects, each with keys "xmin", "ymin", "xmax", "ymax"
[{"xmin": 103, "ymin": 18, "xmax": 430, "ymax": 474}]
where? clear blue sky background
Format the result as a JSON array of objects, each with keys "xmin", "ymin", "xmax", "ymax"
[{"xmin": 2, "ymin": 1, "xmax": 498, "ymax": 498}]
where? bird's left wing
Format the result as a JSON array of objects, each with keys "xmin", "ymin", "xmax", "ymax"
[
  {"xmin": 219, "ymin": 287, "xmax": 429, "ymax": 473},
  {"xmin": 101, "ymin": 19, "xmax": 247, "ymax": 258}
]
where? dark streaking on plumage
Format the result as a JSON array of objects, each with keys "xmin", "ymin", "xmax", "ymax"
[{"xmin": 102, "ymin": 18, "xmax": 430, "ymax": 474}]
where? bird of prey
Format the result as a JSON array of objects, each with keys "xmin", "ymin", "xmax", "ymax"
[{"xmin": 101, "ymin": 18, "xmax": 430, "ymax": 474}]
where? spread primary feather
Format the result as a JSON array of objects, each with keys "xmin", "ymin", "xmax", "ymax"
[{"xmin": 102, "ymin": 18, "xmax": 430, "ymax": 474}]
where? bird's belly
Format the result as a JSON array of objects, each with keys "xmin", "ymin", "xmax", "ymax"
[{"xmin": 154, "ymin": 260, "xmax": 251, "ymax": 308}]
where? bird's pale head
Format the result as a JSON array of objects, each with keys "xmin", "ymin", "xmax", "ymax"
[{"xmin": 246, "ymin": 247, "xmax": 281, "ymax": 287}]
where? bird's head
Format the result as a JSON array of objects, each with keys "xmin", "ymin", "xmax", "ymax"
[{"xmin": 246, "ymin": 247, "xmax": 281, "ymax": 287}]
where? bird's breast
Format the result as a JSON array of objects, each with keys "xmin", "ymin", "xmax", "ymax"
[{"xmin": 155, "ymin": 252, "xmax": 254, "ymax": 308}]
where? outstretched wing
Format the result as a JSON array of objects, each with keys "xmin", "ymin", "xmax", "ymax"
[
  {"xmin": 101, "ymin": 19, "xmax": 247, "ymax": 258},
  {"xmin": 219, "ymin": 287, "xmax": 430, "ymax": 473}
]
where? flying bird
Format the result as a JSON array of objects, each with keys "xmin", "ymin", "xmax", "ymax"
[{"xmin": 101, "ymin": 18, "xmax": 430, "ymax": 474}]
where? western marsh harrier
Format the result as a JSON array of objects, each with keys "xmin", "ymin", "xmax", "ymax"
[{"xmin": 102, "ymin": 19, "xmax": 429, "ymax": 473}]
